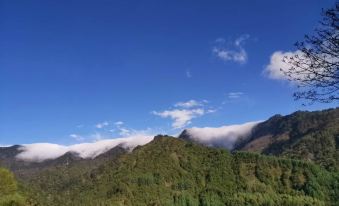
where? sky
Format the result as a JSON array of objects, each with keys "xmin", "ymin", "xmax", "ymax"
[{"xmin": 0, "ymin": 0, "xmax": 337, "ymax": 146}]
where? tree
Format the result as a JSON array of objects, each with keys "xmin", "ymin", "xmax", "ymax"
[
  {"xmin": 282, "ymin": 2, "xmax": 339, "ymax": 104},
  {"xmin": 0, "ymin": 168, "xmax": 26, "ymax": 206},
  {"xmin": 0, "ymin": 168, "xmax": 17, "ymax": 196}
]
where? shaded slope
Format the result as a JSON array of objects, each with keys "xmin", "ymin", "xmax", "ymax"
[{"xmin": 235, "ymin": 108, "xmax": 339, "ymax": 170}]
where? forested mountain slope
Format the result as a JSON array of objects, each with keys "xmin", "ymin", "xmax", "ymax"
[
  {"xmin": 1, "ymin": 108, "xmax": 338, "ymax": 205},
  {"xmin": 18, "ymin": 136, "xmax": 339, "ymax": 206},
  {"xmin": 234, "ymin": 108, "xmax": 339, "ymax": 170},
  {"xmin": 0, "ymin": 145, "xmax": 127, "ymax": 181}
]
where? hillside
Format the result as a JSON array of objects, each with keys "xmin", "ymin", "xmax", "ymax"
[
  {"xmin": 16, "ymin": 136, "xmax": 339, "ymax": 206},
  {"xmin": 0, "ymin": 145, "xmax": 127, "ymax": 183},
  {"xmin": 234, "ymin": 108, "xmax": 339, "ymax": 170},
  {"xmin": 0, "ymin": 168, "xmax": 26, "ymax": 206}
]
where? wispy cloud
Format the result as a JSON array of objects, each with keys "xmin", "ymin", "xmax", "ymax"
[
  {"xmin": 153, "ymin": 100, "xmax": 216, "ymax": 129},
  {"xmin": 95, "ymin": 121, "xmax": 109, "ymax": 129},
  {"xmin": 69, "ymin": 120, "xmax": 157, "ymax": 144},
  {"xmin": 174, "ymin": 100, "xmax": 203, "ymax": 108},
  {"xmin": 227, "ymin": 92, "xmax": 244, "ymax": 99},
  {"xmin": 215, "ymin": 38, "xmax": 226, "ymax": 43},
  {"xmin": 114, "ymin": 121, "xmax": 124, "ymax": 126},
  {"xmin": 118, "ymin": 128, "xmax": 131, "ymax": 136},
  {"xmin": 112, "ymin": 121, "xmax": 130, "ymax": 136},
  {"xmin": 212, "ymin": 34, "xmax": 250, "ymax": 64},
  {"xmin": 69, "ymin": 134, "xmax": 85, "ymax": 142},
  {"xmin": 186, "ymin": 70, "xmax": 192, "ymax": 78},
  {"xmin": 153, "ymin": 109, "xmax": 205, "ymax": 129},
  {"xmin": 111, "ymin": 121, "xmax": 155, "ymax": 137}
]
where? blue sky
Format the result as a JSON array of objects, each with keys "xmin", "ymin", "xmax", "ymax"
[{"xmin": 0, "ymin": 0, "xmax": 337, "ymax": 145}]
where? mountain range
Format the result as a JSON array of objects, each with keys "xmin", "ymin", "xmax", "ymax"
[
  {"xmin": 0, "ymin": 108, "xmax": 338, "ymax": 206},
  {"xmin": 180, "ymin": 108, "xmax": 339, "ymax": 171}
]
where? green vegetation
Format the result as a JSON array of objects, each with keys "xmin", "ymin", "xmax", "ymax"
[
  {"xmin": 0, "ymin": 168, "xmax": 26, "ymax": 206},
  {"xmin": 237, "ymin": 108, "xmax": 339, "ymax": 171},
  {"xmin": 0, "ymin": 108, "xmax": 337, "ymax": 205},
  {"xmin": 21, "ymin": 136, "xmax": 339, "ymax": 206}
]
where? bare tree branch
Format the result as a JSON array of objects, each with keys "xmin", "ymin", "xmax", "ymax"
[{"xmin": 282, "ymin": 2, "xmax": 339, "ymax": 104}]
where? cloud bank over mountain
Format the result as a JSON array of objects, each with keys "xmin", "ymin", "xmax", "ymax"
[
  {"xmin": 180, "ymin": 121, "xmax": 261, "ymax": 149},
  {"xmin": 15, "ymin": 120, "xmax": 261, "ymax": 162},
  {"xmin": 16, "ymin": 135, "xmax": 154, "ymax": 162}
]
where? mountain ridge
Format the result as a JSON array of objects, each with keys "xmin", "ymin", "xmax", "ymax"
[
  {"xmin": 1, "ymin": 108, "xmax": 338, "ymax": 172},
  {"xmin": 1, "ymin": 108, "xmax": 338, "ymax": 205},
  {"xmin": 16, "ymin": 135, "xmax": 339, "ymax": 205},
  {"xmin": 179, "ymin": 107, "xmax": 339, "ymax": 170}
]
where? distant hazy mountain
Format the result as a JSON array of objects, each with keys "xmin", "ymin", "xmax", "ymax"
[{"xmin": 0, "ymin": 144, "xmax": 127, "ymax": 180}]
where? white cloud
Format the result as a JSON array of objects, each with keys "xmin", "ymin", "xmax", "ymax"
[
  {"xmin": 69, "ymin": 134, "xmax": 85, "ymax": 142},
  {"xmin": 227, "ymin": 92, "xmax": 244, "ymax": 99},
  {"xmin": 153, "ymin": 108, "xmax": 205, "ymax": 129},
  {"xmin": 264, "ymin": 51, "xmax": 296, "ymax": 80},
  {"xmin": 264, "ymin": 50, "xmax": 319, "ymax": 82},
  {"xmin": 182, "ymin": 121, "xmax": 261, "ymax": 150},
  {"xmin": 0, "ymin": 144, "xmax": 11, "ymax": 147},
  {"xmin": 213, "ymin": 48, "xmax": 247, "ymax": 63},
  {"xmin": 153, "ymin": 100, "xmax": 216, "ymax": 129},
  {"xmin": 16, "ymin": 134, "xmax": 154, "ymax": 162},
  {"xmin": 113, "ymin": 121, "xmax": 131, "ymax": 136},
  {"xmin": 213, "ymin": 34, "xmax": 250, "ymax": 64},
  {"xmin": 215, "ymin": 38, "xmax": 226, "ymax": 43},
  {"xmin": 235, "ymin": 35, "xmax": 249, "ymax": 47},
  {"xmin": 112, "ymin": 121, "xmax": 155, "ymax": 137},
  {"xmin": 118, "ymin": 128, "xmax": 131, "ymax": 136},
  {"xmin": 206, "ymin": 109, "xmax": 217, "ymax": 113},
  {"xmin": 95, "ymin": 121, "xmax": 109, "ymax": 129},
  {"xmin": 174, "ymin": 100, "xmax": 203, "ymax": 108},
  {"xmin": 264, "ymin": 50, "xmax": 337, "ymax": 83},
  {"xmin": 114, "ymin": 121, "xmax": 124, "ymax": 126}
]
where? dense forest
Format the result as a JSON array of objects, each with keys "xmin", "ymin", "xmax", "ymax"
[
  {"xmin": 235, "ymin": 108, "xmax": 339, "ymax": 171},
  {"xmin": 2, "ymin": 136, "xmax": 337, "ymax": 206},
  {"xmin": 0, "ymin": 168, "xmax": 26, "ymax": 206}
]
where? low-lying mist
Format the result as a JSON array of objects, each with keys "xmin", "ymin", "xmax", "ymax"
[
  {"xmin": 16, "ymin": 135, "xmax": 154, "ymax": 162},
  {"xmin": 14, "ymin": 121, "xmax": 262, "ymax": 162},
  {"xmin": 182, "ymin": 121, "xmax": 261, "ymax": 149}
]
